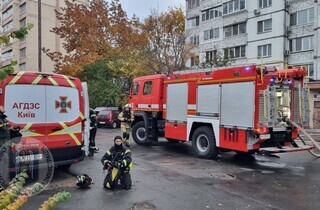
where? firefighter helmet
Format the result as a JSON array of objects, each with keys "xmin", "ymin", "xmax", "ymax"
[
  {"xmin": 124, "ymin": 104, "xmax": 131, "ymax": 108},
  {"xmin": 76, "ymin": 174, "xmax": 93, "ymax": 188}
]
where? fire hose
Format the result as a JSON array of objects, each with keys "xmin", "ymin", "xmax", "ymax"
[{"xmin": 288, "ymin": 119, "xmax": 320, "ymax": 157}]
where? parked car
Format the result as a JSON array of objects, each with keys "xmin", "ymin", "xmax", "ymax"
[
  {"xmin": 96, "ymin": 108, "xmax": 120, "ymax": 128},
  {"xmin": 94, "ymin": 107, "xmax": 107, "ymax": 115}
]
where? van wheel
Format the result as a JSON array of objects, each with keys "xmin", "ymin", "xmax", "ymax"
[
  {"xmin": 111, "ymin": 122, "xmax": 117, "ymax": 129},
  {"xmin": 192, "ymin": 126, "xmax": 218, "ymax": 159},
  {"xmin": 132, "ymin": 121, "xmax": 148, "ymax": 145}
]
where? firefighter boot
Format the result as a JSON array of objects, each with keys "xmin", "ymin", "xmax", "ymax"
[{"xmin": 88, "ymin": 147, "xmax": 94, "ymax": 157}]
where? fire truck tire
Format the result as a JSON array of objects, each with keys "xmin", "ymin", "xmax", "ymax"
[
  {"xmin": 132, "ymin": 121, "xmax": 148, "ymax": 145},
  {"xmin": 192, "ymin": 126, "xmax": 218, "ymax": 159}
]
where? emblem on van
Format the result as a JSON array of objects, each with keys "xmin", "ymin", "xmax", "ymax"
[{"xmin": 55, "ymin": 96, "xmax": 72, "ymax": 113}]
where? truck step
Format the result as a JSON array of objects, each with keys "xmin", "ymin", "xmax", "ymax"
[{"xmin": 260, "ymin": 145, "xmax": 314, "ymax": 154}]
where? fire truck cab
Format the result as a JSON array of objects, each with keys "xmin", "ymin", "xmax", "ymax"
[{"xmin": 129, "ymin": 65, "xmax": 314, "ymax": 159}]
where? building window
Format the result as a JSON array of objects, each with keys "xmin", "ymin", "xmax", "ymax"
[
  {"xmin": 19, "ymin": 63, "xmax": 26, "ymax": 71},
  {"xmin": 290, "ymin": 36, "xmax": 313, "ymax": 52},
  {"xmin": 143, "ymin": 81, "xmax": 152, "ymax": 95},
  {"xmin": 205, "ymin": 50, "xmax": 217, "ymax": 63},
  {"xmin": 187, "ymin": 0, "xmax": 200, "ymax": 10},
  {"xmin": 259, "ymin": 0, "xmax": 272, "ymax": 8},
  {"xmin": 258, "ymin": 44, "xmax": 272, "ymax": 57},
  {"xmin": 223, "ymin": 0, "xmax": 246, "ymax": 15},
  {"xmin": 307, "ymin": 64, "xmax": 314, "ymax": 77},
  {"xmin": 290, "ymin": 8, "xmax": 314, "ymax": 26},
  {"xmin": 20, "ymin": 18, "xmax": 26, "ymax": 28},
  {"xmin": 225, "ymin": 45, "xmax": 246, "ymax": 58},
  {"xmin": 204, "ymin": 28, "xmax": 219, "ymax": 40},
  {"xmin": 224, "ymin": 22, "xmax": 246, "ymax": 37},
  {"xmin": 3, "ymin": 21, "xmax": 13, "ymax": 33},
  {"xmin": 2, "ymin": 6, "xmax": 13, "ymax": 20},
  {"xmin": 187, "ymin": 16, "xmax": 199, "ymax": 29},
  {"xmin": 20, "ymin": 48, "xmax": 26, "ymax": 58},
  {"xmin": 314, "ymin": 101, "xmax": 320, "ymax": 108},
  {"xmin": 1, "ymin": 50, "xmax": 13, "ymax": 61},
  {"xmin": 189, "ymin": 35, "xmax": 199, "ymax": 45},
  {"xmin": 20, "ymin": 2, "xmax": 27, "ymax": 14},
  {"xmin": 257, "ymin": 19, "xmax": 272, "ymax": 33},
  {"xmin": 191, "ymin": 56, "xmax": 199, "ymax": 67},
  {"xmin": 202, "ymin": 6, "xmax": 222, "ymax": 21}
]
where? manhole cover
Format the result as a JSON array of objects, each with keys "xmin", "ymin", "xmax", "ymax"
[{"xmin": 132, "ymin": 202, "xmax": 156, "ymax": 210}]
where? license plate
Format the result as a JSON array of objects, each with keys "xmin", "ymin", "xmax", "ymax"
[
  {"xmin": 99, "ymin": 122, "xmax": 106, "ymax": 124},
  {"xmin": 16, "ymin": 154, "xmax": 43, "ymax": 163},
  {"xmin": 260, "ymin": 134, "xmax": 270, "ymax": 139}
]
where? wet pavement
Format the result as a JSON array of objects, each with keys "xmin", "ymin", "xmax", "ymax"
[{"xmin": 20, "ymin": 128, "xmax": 320, "ymax": 210}]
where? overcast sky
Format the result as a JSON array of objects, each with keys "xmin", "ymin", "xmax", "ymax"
[{"xmin": 118, "ymin": 0, "xmax": 185, "ymax": 19}]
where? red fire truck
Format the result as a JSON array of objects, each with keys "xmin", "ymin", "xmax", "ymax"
[
  {"xmin": 129, "ymin": 65, "xmax": 315, "ymax": 159},
  {"xmin": 0, "ymin": 71, "xmax": 86, "ymax": 170}
]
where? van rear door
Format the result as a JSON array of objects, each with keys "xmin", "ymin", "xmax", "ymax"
[
  {"xmin": 45, "ymin": 75, "xmax": 83, "ymax": 163},
  {"xmin": 5, "ymin": 84, "xmax": 47, "ymax": 143}
]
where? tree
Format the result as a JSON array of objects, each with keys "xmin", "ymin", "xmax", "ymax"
[
  {"xmin": 44, "ymin": 0, "xmax": 148, "ymax": 77},
  {"xmin": 0, "ymin": 24, "xmax": 33, "ymax": 79},
  {"xmin": 142, "ymin": 8, "xmax": 194, "ymax": 74},
  {"xmin": 78, "ymin": 60, "xmax": 127, "ymax": 108}
]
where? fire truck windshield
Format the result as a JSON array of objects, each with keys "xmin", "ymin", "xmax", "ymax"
[{"xmin": 275, "ymin": 86, "xmax": 291, "ymax": 120}]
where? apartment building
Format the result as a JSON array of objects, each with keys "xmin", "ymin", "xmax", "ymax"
[
  {"xmin": 186, "ymin": 0, "xmax": 320, "ymax": 128},
  {"xmin": 1, "ymin": 0, "xmax": 86, "ymax": 73}
]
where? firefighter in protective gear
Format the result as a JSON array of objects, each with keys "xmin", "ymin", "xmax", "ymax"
[
  {"xmin": 0, "ymin": 106, "xmax": 22, "ymax": 146},
  {"xmin": 118, "ymin": 104, "xmax": 134, "ymax": 147},
  {"xmin": 88, "ymin": 109, "xmax": 98, "ymax": 156},
  {"xmin": 101, "ymin": 136, "xmax": 132, "ymax": 190},
  {"xmin": 0, "ymin": 106, "xmax": 10, "ymax": 147}
]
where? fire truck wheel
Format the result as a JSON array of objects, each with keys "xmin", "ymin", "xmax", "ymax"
[
  {"xmin": 192, "ymin": 126, "xmax": 218, "ymax": 159},
  {"xmin": 132, "ymin": 121, "xmax": 148, "ymax": 145}
]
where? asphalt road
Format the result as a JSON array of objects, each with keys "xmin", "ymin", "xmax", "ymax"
[{"xmin": 21, "ymin": 128, "xmax": 320, "ymax": 210}]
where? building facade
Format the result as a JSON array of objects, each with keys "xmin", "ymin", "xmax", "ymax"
[
  {"xmin": 186, "ymin": 0, "xmax": 320, "ymax": 128},
  {"xmin": 1, "ymin": 0, "xmax": 86, "ymax": 73},
  {"xmin": 186, "ymin": 0, "xmax": 319, "ymax": 79}
]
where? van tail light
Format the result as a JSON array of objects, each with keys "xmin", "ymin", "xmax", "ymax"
[{"xmin": 254, "ymin": 127, "xmax": 269, "ymax": 134}]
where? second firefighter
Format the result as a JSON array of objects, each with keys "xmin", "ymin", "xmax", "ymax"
[{"xmin": 118, "ymin": 104, "xmax": 134, "ymax": 147}]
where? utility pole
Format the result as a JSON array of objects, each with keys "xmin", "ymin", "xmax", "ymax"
[{"xmin": 38, "ymin": 0, "xmax": 42, "ymax": 72}]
